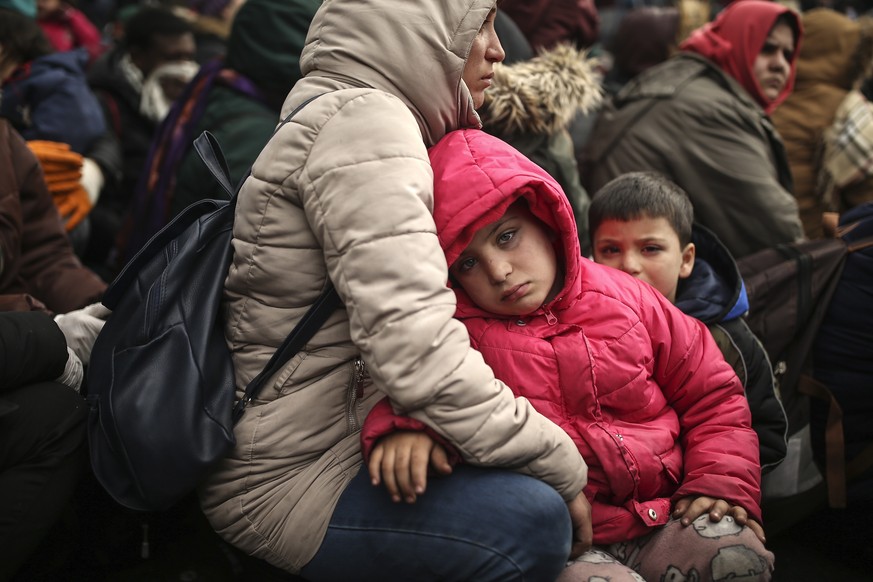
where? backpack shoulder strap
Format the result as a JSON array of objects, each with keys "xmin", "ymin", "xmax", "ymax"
[
  {"xmin": 211, "ymin": 92, "xmax": 339, "ymax": 423},
  {"xmin": 193, "ymin": 93, "xmax": 326, "ymax": 199},
  {"xmin": 193, "ymin": 131, "xmax": 234, "ymax": 198}
]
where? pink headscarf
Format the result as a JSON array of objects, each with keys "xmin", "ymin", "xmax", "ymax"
[{"xmin": 680, "ymin": 0, "xmax": 802, "ymax": 113}]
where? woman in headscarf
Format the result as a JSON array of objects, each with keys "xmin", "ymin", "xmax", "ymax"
[
  {"xmin": 198, "ymin": 1, "xmax": 591, "ymax": 580},
  {"xmin": 583, "ymin": 0, "xmax": 804, "ymax": 259}
]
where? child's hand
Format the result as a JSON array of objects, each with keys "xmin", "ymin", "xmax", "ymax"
[
  {"xmin": 566, "ymin": 491, "xmax": 593, "ymax": 558},
  {"xmin": 673, "ymin": 496, "xmax": 767, "ymax": 543},
  {"xmin": 368, "ymin": 430, "xmax": 453, "ymax": 503}
]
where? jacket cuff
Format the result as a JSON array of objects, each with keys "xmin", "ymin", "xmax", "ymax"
[{"xmin": 361, "ymin": 397, "xmax": 462, "ymax": 465}]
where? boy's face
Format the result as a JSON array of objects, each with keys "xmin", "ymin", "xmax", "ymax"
[
  {"xmin": 592, "ymin": 216, "xmax": 695, "ymax": 303},
  {"xmin": 450, "ymin": 202, "xmax": 562, "ymax": 317}
]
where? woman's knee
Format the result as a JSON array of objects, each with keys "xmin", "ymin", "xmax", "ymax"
[
  {"xmin": 451, "ymin": 468, "xmax": 572, "ymax": 580},
  {"xmin": 305, "ymin": 466, "xmax": 573, "ymax": 582}
]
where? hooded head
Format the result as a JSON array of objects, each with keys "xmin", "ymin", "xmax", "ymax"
[
  {"xmin": 300, "ymin": 0, "xmax": 501, "ymax": 147},
  {"xmin": 610, "ymin": 7, "xmax": 680, "ymax": 81},
  {"xmin": 794, "ymin": 9, "xmax": 873, "ymax": 92},
  {"xmin": 680, "ymin": 0, "xmax": 802, "ymax": 113},
  {"xmin": 225, "ymin": 0, "xmax": 320, "ymax": 105},
  {"xmin": 429, "ymin": 129, "xmax": 581, "ymax": 318}
]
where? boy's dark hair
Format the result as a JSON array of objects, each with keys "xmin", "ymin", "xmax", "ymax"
[
  {"xmin": 588, "ymin": 171, "xmax": 694, "ymax": 246},
  {"xmin": 123, "ymin": 6, "xmax": 193, "ymax": 52},
  {"xmin": 0, "ymin": 8, "xmax": 53, "ymax": 65}
]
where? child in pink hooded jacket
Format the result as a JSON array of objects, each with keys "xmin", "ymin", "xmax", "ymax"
[{"xmin": 363, "ymin": 129, "xmax": 774, "ymax": 581}]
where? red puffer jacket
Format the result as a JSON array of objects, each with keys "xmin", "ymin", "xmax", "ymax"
[{"xmin": 364, "ymin": 129, "xmax": 762, "ymax": 544}]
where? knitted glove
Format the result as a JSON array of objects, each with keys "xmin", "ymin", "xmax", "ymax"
[
  {"xmin": 26, "ymin": 140, "xmax": 83, "ymax": 166},
  {"xmin": 27, "ymin": 140, "xmax": 92, "ymax": 231},
  {"xmin": 55, "ymin": 346, "xmax": 84, "ymax": 393},
  {"xmin": 43, "ymin": 168, "xmax": 83, "ymax": 188},
  {"xmin": 53, "ymin": 184, "xmax": 92, "ymax": 231},
  {"xmin": 53, "ymin": 302, "xmax": 111, "ymax": 365}
]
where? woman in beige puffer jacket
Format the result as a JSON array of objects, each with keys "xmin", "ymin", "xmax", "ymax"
[{"xmin": 198, "ymin": 1, "xmax": 590, "ymax": 579}]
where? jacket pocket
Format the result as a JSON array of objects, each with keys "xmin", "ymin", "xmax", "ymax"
[{"xmin": 658, "ymin": 446, "xmax": 683, "ymax": 486}]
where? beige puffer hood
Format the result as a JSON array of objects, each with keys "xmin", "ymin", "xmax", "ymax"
[
  {"xmin": 300, "ymin": 0, "xmax": 490, "ymax": 146},
  {"xmin": 479, "ymin": 44, "xmax": 602, "ymax": 137}
]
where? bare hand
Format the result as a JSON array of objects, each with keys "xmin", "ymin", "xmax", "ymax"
[
  {"xmin": 566, "ymin": 491, "xmax": 593, "ymax": 559},
  {"xmin": 673, "ymin": 495, "xmax": 766, "ymax": 543},
  {"xmin": 822, "ymin": 212, "xmax": 839, "ymax": 238},
  {"xmin": 368, "ymin": 431, "xmax": 452, "ymax": 503}
]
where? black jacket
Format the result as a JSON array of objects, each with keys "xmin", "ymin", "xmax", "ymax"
[
  {"xmin": 676, "ymin": 224, "xmax": 789, "ymax": 473},
  {"xmin": 0, "ymin": 311, "xmax": 68, "ymax": 415}
]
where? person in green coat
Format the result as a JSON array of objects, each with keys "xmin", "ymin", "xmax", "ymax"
[{"xmin": 115, "ymin": 0, "xmax": 320, "ymax": 267}]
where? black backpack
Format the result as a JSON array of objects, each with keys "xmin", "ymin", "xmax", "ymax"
[
  {"xmin": 86, "ymin": 95, "xmax": 340, "ymax": 512},
  {"xmin": 737, "ymin": 225, "xmax": 873, "ymax": 527}
]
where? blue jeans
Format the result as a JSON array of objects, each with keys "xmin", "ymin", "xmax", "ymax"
[{"xmin": 300, "ymin": 465, "xmax": 572, "ymax": 582}]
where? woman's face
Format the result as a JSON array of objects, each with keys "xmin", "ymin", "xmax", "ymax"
[
  {"xmin": 753, "ymin": 21, "xmax": 795, "ymax": 103},
  {"xmin": 36, "ymin": 0, "xmax": 61, "ymax": 19},
  {"xmin": 462, "ymin": 7, "xmax": 505, "ymax": 109}
]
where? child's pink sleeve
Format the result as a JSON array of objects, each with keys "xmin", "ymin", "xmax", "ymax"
[
  {"xmin": 361, "ymin": 397, "xmax": 463, "ymax": 465},
  {"xmin": 645, "ymin": 288, "xmax": 762, "ymax": 521}
]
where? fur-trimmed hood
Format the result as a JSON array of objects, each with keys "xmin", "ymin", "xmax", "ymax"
[{"xmin": 479, "ymin": 44, "xmax": 602, "ymax": 137}]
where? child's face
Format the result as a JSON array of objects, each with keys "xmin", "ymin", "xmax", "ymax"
[
  {"xmin": 592, "ymin": 216, "xmax": 695, "ymax": 303},
  {"xmin": 450, "ymin": 202, "xmax": 562, "ymax": 317}
]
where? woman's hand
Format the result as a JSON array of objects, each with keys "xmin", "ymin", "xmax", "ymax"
[
  {"xmin": 368, "ymin": 431, "xmax": 452, "ymax": 503},
  {"xmin": 673, "ymin": 495, "xmax": 766, "ymax": 543}
]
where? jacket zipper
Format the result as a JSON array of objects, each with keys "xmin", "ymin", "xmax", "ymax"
[
  {"xmin": 543, "ymin": 305, "xmax": 558, "ymax": 325},
  {"xmin": 346, "ymin": 358, "xmax": 365, "ymax": 433}
]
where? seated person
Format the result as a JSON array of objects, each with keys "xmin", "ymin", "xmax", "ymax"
[
  {"xmin": 114, "ymin": 0, "xmax": 320, "ymax": 265},
  {"xmin": 582, "ymin": 1, "xmax": 804, "ymax": 259},
  {"xmin": 0, "ymin": 310, "xmax": 86, "ymax": 580},
  {"xmin": 0, "ymin": 119, "xmax": 106, "ymax": 313},
  {"xmin": 0, "ymin": 9, "xmax": 106, "ymax": 156},
  {"xmin": 36, "ymin": 0, "xmax": 105, "ymax": 62},
  {"xmin": 588, "ymin": 171, "xmax": 789, "ymax": 474},
  {"xmin": 0, "ymin": 8, "xmax": 118, "ymax": 248},
  {"xmin": 86, "ymin": 6, "xmax": 196, "ymax": 275},
  {"xmin": 364, "ymin": 129, "xmax": 774, "ymax": 582}
]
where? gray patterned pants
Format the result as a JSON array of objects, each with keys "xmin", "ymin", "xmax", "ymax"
[{"xmin": 557, "ymin": 515, "xmax": 774, "ymax": 582}]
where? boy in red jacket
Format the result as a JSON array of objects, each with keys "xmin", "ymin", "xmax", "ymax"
[
  {"xmin": 363, "ymin": 130, "xmax": 774, "ymax": 581},
  {"xmin": 588, "ymin": 172, "xmax": 789, "ymax": 476}
]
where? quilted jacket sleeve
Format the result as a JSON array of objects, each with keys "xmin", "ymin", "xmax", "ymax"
[
  {"xmin": 302, "ymin": 93, "xmax": 587, "ymax": 500},
  {"xmin": 642, "ymin": 284, "xmax": 763, "ymax": 521},
  {"xmin": 0, "ymin": 310, "xmax": 67, "ymax": 392}
]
